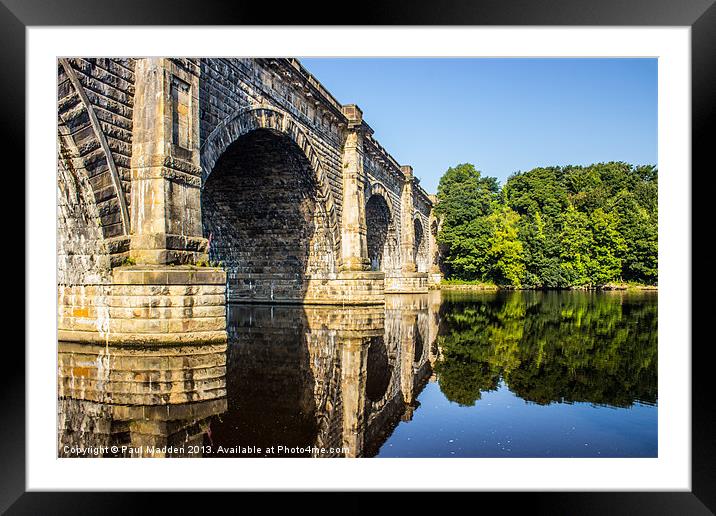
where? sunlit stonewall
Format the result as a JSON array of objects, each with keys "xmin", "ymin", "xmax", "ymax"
[{"xmin": 57, "ymin": 58, "xmax": 443, "ymax": 348}]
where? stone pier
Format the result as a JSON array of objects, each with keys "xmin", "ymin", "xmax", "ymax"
[{"xmin": 384, "ymin": 166, "xmax": 428, "ymax": 293}]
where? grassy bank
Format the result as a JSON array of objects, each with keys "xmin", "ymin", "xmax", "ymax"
[
  {"xmin": 439, "ymin": 279, "xmax": 500, "ymax": 291},
  {"xmin": 601, "ymin": 282, "xmax": 658, "ymax": 291},
  {"xmin": 439, "ymin": 279, "xmax": 657, "ymax": 291}
]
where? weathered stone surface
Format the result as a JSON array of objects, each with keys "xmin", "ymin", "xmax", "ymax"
[
  {"xmin": 385, "ymin": 272, "xmax": 429, "ymax": 294},
  {"xmin": 57, "ymin": 266, "xmax": 227, "ymax": 346}
]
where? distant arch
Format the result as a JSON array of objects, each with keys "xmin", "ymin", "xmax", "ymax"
[
  {"xmin": 413, "ymin": 216, "xmax": 425, "ymax": 264},
  {"xmin": 366, "ymin": 181, "xmax": 395, "ymax": 218},
  {"xmin": 431, "ymin": 218, "xmax": 439, "ymax": 237},
  {"xmin": 365, "ymin": 193, "xmax": 393, "ymax": 272}
]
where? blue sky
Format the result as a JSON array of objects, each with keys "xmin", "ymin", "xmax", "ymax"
[{"xmin": 300, "ymin": 58, "xmax": 657, "ymax": 194}]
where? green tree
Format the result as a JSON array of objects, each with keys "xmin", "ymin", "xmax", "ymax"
[
  {"xmin": 563, "ymin": 165, "xmax": 606, "ymax": 212},
  {"xmin": 503, "ymin": 166, "xmax": 568, "ymax": 219},
  {"xmin": 435, "ymin": 164, "xmax": 500, "ymax": 281},
  {"xmin": 589, "ymin": 208, "xmax": 626, "ymax": 284},
  {"xmin": 515, "ymin": 207, "xmax": 566, "ymax": 288},
  {"xmin": 438, "ymin": 217, "xmax": 494, "ymax": 280},
  {"xmin": 487, "ymin": 206, "xmax": 526, "ymax": 286},
  {"xmin": 559, "ymin": 205, "xmax": 594, "ymax": 286},
  {"xmin": 503, "ymin": 168, "xmax": 568, "ymax": 287},
  {"xmin": 612, "ymin": 165, "xmax": 658, "ymax": 283},
  {"xmin": 435, "ymin": 163, "xmax": 499, "ymax": 226}
]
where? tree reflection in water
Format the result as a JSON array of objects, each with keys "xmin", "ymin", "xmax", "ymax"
[{"xmin": 434, "ymin": 290, "xmax": 657, "ymax": 408}]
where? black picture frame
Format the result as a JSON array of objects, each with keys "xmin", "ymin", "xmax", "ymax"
[{"xmin": 6, "ymin": 0, "xmax": 712, "ymax": 513}]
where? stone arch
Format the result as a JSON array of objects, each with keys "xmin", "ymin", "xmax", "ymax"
[
  {"xmin": 57, "ymin": 60, "xmax": 130, "ymax": 240},
  {"xmin": 413, "ymin": 214, "xmax": 427, "ymax": 271},
  {"xmin": 365, "ymin": 195, "xmax": 391, "ymax": 272},
  {"xmin": 430, "ymin": 218, "xmax": 440, "ymax": 272},
  {"xmin": 366, "ymin": 181, "xmax": 395, "ymax": 217},
  {"xmin": 365, "ymin": 182, "xmax": 399, "ymax": 273},
  {"xmin": 200, "ymin": 107, "xmax": 339, "ymax": 302},
  {"xmin": 57, "ymin": 133, "xmax": 113, "ymax": 285},
  {"xmin": 200, "ymin": 106, "xmax": 339, "ymax": 253}
]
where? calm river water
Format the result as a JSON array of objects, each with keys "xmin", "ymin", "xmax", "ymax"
[{"xmin": 58, "ymin": 290, "xmax": 657, "ymax": 458}]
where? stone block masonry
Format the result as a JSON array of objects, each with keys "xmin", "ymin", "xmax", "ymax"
[
  {"xmin": 57, "ymin": 266, "xmax": 227, "ymax": 346},
  {"xmin": 385, "ymin": 272, "xmax": 429, "ymax": 294}
]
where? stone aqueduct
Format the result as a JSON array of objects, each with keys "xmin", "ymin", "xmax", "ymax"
[{"xmin": 57, "ymin": 58, "xmax": 441, "ymax": 346}]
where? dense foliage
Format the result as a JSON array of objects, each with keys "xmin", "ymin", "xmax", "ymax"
[
  {"xmin": 434, "ymin": 291, "xmax": 658, "ymax": 408},
  {"xmin": 434, "ymin": 162, "xmax": 657, "ymax": 287}
]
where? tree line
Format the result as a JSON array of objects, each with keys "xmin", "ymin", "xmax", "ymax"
[{"xmin": 434, "ymin": 162, "xmax": 658, "ymax": 288}]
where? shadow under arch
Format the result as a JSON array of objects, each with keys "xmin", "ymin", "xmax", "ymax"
[
  {"xmin": 413, "ymin": 216, "xmax": 426, "ymax": 270},
  {"xmin": 201, "ymin": 127, "xmax": 336, "ymax": 303},
  {"xmin": 365, "ymin": 336, "xmax": 393, "ymax": 403},
  {"xmin": 208, "ymin": 304, "xmax": 319, "ymax": 457},
  {"xmin": 365, "ymin": 194, "xmax": 392, "ymax": 272},
  {"xmin": 413, "ymin": 321, "xmax": 424, "ymax": 363}
]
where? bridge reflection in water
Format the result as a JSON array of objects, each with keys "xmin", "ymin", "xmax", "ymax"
[
  {"xmin": 58, "ymin": 290, "xmax": 657, "ymax": 458},
  {"xmin": 57, "ymin": 342, "xmax": 228, "ymax": 458},
  {"xmin": 58, "ymin": 293, "xmax": 440, "ymax": 458}
]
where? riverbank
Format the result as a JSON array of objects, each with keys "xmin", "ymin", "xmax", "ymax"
[
  {"xmin": 600, "ymin": 282, "xmax": 658, "ymax": 291},
  {"xmin": 439, "ymin": 280, "xmax": 657, "ymax": 291},
  {"xmin": 438, "ymin": 280, "xmax": 499, "ymax": 291}
]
